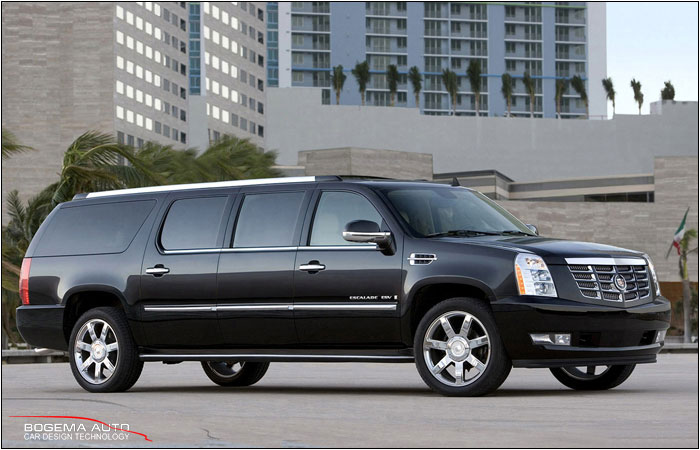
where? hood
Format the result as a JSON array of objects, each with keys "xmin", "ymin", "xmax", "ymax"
[{"xmin": 433, "ymin": 236, "xmax": 644, "ymax": 265}]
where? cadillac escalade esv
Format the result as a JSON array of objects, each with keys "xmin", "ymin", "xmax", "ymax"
[{"xmin": 16, "ymin": 176, "xmax": 671, "ymax": 396}]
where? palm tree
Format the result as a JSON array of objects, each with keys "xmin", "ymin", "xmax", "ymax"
[
  {"xmin": 2, "ymin": 128, "xmax": 32, "ymax": 160},
  {"xmin": 631, "ymin": 78, "xmax": 644, "ymax": 115},
  {"xmin": 193, "ymin": 136, "xmax": 281, "ymax": 181},
  {"xmin": 408, "ymin": 66, "xmax": 422, "ymax": 108},
  {"xmin": 501, "ymin": 73, "xmax": 513, "ymax": 117},
  {"xmin": 351, "ymin": 61, "xmax": 370, "ymax": 106},
  {"xmin": 522, "ymin": 72, "xmax": 536, "ymax": 118},
  {"xmin": 466, "ymin": 60, "xmax": 482, "ymax": 116},
  {"xmin": 50, "ymin": 131, "xmax": 157, "ymax": 205},
  {"xmin": 601, "ymin": 77, "xmax": 616, "ymax": 115},
  {"xmin": 571, "ymin": 75, "xmax": 589, "ymax": 119},
  {"xmin": 441, "ymin": 68, "xmax": 458, "ymax": 115},
  {"xmin": 386, "ymin": 64, "xmax": 400, "ymax": 106},
  {"xmin": 661, "ymin": 80, "xmax": 675, "ymax": 101},
  {"xmin": 331, "ymin": 65, "xmax": 346, "ymax": 105},
  {"xmin": 555, "ymin": 78, "xmax": 567, "ymax": 119}
]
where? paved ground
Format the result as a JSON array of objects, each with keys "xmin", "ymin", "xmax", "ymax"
[{"xmin": 2, "ymin": 354, "xmax": 698, "ymax": 447}]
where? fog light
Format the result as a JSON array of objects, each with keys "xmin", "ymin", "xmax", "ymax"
[
  {"xmin": 530, "ymin": 333, "xmax": 571, "ymax": 346},
  {"xmin": 655, "ymin": 330, "xmax": 667, "ymax": 343},
  {"xmin": 554, "ymin": 334, "xmax": 571, "ymax": 345}
]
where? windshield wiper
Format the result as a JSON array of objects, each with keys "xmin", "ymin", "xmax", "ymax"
[
  {"xmin": 499, "ymin": 230, "xmax": 535, "ymax": 236},
  {"xmin": 425, "ymin": 229, "xmax": 502, "ymax": 238}
]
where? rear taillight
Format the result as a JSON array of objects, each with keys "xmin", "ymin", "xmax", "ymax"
[{"xmin": 19, "ymin": 258, "xmax": 31, "ymax": 305}]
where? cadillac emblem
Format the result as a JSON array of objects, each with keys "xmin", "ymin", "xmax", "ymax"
[{"xmin": 613, "ymin": 274, "xmax": 627, "ymax": 291}]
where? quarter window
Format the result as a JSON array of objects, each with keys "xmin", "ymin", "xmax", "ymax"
[
  {"xmin": 310, "ymin": 191, "xmax": 383, "ymax": 246},
  {"xmin": 160, "ymin": 197, "xmax": 228, "ymax": 250},
  {"xmin": 233, "ymin": 192, "xmax": 306, "ymax": 247}
]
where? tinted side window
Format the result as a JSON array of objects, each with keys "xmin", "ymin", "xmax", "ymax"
[
  {"xmin": 233, "ymin": 192, "xmax": 305, "ymax": 247},
  {"xmin": 34, "ymin": 200, "xmax": 155, "ymax": 257},
  {"xmin": 160, "ymin": 196, "xmax": 228, "ymax": 250},
  {"xmin": 310, "ymin": 191, "xmax": 383, "ymax": 246}
]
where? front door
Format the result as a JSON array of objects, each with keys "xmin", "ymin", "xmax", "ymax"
[
  {"xmin": 139, "ymin": 193, "xmax": 233, "ymax": 348},
  {"xmin": 293, "ymin": 189, "xmax": 404, "ymax": 346},
  {"xmin": 216, "ymin": 187, "xmax": 312, "ymax": 347}
]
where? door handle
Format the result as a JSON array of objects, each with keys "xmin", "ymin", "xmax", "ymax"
[
  {"xmin": 299, "ymin": 262, "xmax": 325, "ymax": 272},
  {"xmin": 146, "ymin": 265, "xmax": 170, "ymax": 276}
]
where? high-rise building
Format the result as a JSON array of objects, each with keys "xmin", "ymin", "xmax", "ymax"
[
  {"xmin": 1, "ymin": 1, "xmax": 267, "ymax": 219},
  {"xmin": 269, "ymin": 1, "xmax": 606, "ymax": 118}
]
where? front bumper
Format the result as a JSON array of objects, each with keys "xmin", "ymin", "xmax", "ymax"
[
  {"xmin": 491, "ymin": 296, "xmax": 671, "ymax": 368},
  {"xmin": 16, "ymin": 305, "xmax": 68, "ymax": 351}
]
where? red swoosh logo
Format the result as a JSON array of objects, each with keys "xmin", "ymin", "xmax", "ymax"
[{"xmin": 11, "ymin": 416, "xmax": 152, "ymax": 442}]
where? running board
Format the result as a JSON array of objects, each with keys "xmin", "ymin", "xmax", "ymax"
[{"xmin": 139, "ymin": 349, "xmax": 415, "ymax": 363}]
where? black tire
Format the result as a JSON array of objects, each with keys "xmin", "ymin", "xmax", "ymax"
[
  {"xmin": 201, "ymin": 361, "xmax": 270, "ymax": 387},
  {"xmin": 68, "ymin": 307, "xmax": 143, "ymax": 393},
  {"xmin": 414, "ymin": 297, "xmax": 511, "ymax": 396},
  {"xmin": 550, "ymin": 364, "xmax": 636, "ymax": 390}
]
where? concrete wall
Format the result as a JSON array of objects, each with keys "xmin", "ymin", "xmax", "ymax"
[
  {"xmin": 266, "ymin": 88, "xmax": 699, "ymax": 181},
  {"xmin": 300, "ymin": 147, "xmax": 433, "ymax": 180},
  {"xmin": 497, "ymin": 157, "xmax": 698, "ymax": 283},
  {"xmin": 2, "ymin": 2, "xmax": 115, "ymax": 221}
]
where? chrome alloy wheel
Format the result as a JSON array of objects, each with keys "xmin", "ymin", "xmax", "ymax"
[
  {"xmin": 561, "ymin": 365, "xmax": 612, "ymax": 380},
  {"xmin": 74, "ymin": 319, "xmax": 119, "ymax": 384},
  {"xmin": 423, "ymin": 311, "xmax": 490, "ymax": 387},
  {"xmin": 206, "ymin": 361, "xmax": 246, "ymax": 378}
]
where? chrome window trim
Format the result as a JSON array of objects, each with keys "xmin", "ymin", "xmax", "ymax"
[
  {"xmin": 143, "ymin": 302, "xmax": 397, "ymax": 312},
  {"xmin": 298, "ymin": 245, "xmax": 377, "ymax": 251},
  {"xmin": 221, "ymin": 247, "xmax": 298, "ymax": 253},
  {"xmin": 162, "ymin": 248, "xmax": 222, "ymax": 254},
  {"xmin": 85, "ymin": 176, "xmax": 319, "ymax": 198},
  {"xmin": 161, "ymin": 245, "xmax": 377, "ymax": 255},
  {"xmin": 565, "ymin": 257, "xmax": 647, "ymax": 266}
]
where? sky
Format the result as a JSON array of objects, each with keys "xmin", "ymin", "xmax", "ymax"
[{"xmin": 606, "ymin": 2, "xmax": 699, "ymax": 115}]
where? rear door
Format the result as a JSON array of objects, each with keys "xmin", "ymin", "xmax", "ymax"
[
  {"xmin": 139, "ymin": 191, "xmax": 234, "ymax": 348},
  {"xmin": 216, "ymin": 186, "xmax": 312, "ymax": 347}
]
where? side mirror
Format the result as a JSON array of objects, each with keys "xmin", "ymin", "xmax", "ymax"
[
  {"xmin": 342, "ymin": 220, "xmax": 392, "ymax": 249},
  {"xmin": 526, "ymin": 224, "xmax": 538, "ymax": 236}
]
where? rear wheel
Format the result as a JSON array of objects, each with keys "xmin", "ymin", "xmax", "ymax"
[
  {"xmin": 68, "ymin": 307, "xmax": 143, "ymax": 393},
  {"xmin": 201, "ymin": 361, "xmax": 270, "ymax": 387},
  {"xmin": 550, "ymin": 364, "xmax": 636, "ymax": 390},
  {"xmin": 414, "ymin": 297, "xmax": 511, "ymax": 396}
]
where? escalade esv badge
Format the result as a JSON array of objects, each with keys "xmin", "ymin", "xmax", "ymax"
[{"xmin": 15, "ymin": 176, "xmax": 671, "ymax": 397}]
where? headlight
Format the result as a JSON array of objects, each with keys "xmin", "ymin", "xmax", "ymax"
[
  {"xmin": 643, "ymin": 253, "xmax": 661, "ymax": 296},
  {"xmin": 515, "ymin": 253, "xmax": 557, "ymax": 297}
]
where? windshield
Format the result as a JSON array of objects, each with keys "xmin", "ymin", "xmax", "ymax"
[{"xmin": 379, "ymin": 186, "xmax": 535, "ymax": 238}]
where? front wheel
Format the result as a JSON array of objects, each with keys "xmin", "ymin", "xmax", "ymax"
[
  {"xmin": 201, "ymin": 361, "xmax": 270, "ymax": 387},
  {"xmin": 550, "ymin": 364, "xmax": 636, "ymax": 390},
  {"xmin": 414, "ymin": 297, "xmax": 512, "ymax": 396}
]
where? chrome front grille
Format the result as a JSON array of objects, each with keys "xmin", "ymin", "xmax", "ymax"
[{"xmin": 568, "ymin": 262, "xmax": 650, "ymax": 302}]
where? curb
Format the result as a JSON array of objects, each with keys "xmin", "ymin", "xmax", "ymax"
[
  {"xmin": 660, "ymin": 343, "xmax": 699, "ymax": 353},
  {"xmin": 2, "ymin": 349, "xmax": 69, "ymax": 364}
]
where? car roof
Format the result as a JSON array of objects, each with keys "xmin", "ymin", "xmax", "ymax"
[{"xmin": 71, "ymin": 176, "xmax": 457, "ymax": 201}]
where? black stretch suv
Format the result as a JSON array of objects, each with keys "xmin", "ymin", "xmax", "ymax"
[{"xmin": 16, "ymin": 176, "xmax": 670, "ymax": 396}]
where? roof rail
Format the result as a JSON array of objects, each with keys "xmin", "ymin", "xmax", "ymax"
[{"xmin": 76, "ymin": 176, "xmax": 340, "ymax": 200}]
